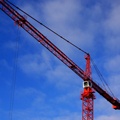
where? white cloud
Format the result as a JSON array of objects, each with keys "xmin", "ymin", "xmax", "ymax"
[
  {"xmin": 46, "ymin": 63, "xmax": 82, "ymax": 90},
  {"xmin": 16, "ymin": 87, "xmax": 46, "ymax": 98},
  {"xmin": 43, "ymin": 0, "xmax": 81, "ymax": 25},
  {"xmin": 18, "ymin": 50, "xmax": 52, "ymax": 75},
  {"xmin": 105, "ymin": 55, "xmax": 120, "ymax": 73},
  {"xmin": 52, "ymin": 112, "xmax": 81, "ymax": 120},
  {"xmin": 18, "ymin": 0, "xmax": 104, "ymax": 59},
  {"xmin": 105, "ymin": 36, "xmax": 120, "ymax": 53},
  {"xmin": 17, "ymin": 0, "xmax": 120, "ymax": 114},
  {"xmin": 107, "ymin": 74, "xmax": 120, "ymax": 97},
  {"xmin": 103, "ymin": 3, "xmax": 120, "ymax": 54},
  {"xmin": 105, "ymin": 5, "xmax": 120, "ymax": 33},
  {"xmin": 96, "ymin": 115, "xmax": 120, "ymax": 120},
  {"xmin": 1, "ymin": 0, "xmax": 120, "ymax": 120},
  {"xmin": 26, "ymin": 0, "xmax": 95, "ymax": 55}
]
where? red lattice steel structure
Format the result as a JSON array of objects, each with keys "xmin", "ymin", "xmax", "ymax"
[
  {"xmin": 81, "ymin": 54, "xmax": 95, "ymax": 120},
  {"xmin": 81, "ymin": 87, "xmax": 95, "ymax": 120},
  {"xmin": 0, "ymin": 1, "xmax": 120, "ymax": 120}
]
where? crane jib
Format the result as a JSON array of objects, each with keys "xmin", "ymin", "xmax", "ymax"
[{"xmin": 0, "ymin": 0, "xmax": 120, "ymax": 110}]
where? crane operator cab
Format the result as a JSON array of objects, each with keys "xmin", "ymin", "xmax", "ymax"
[{"xmin": 83, "ymin": 81, "xmax": 92, "ymax": 88}]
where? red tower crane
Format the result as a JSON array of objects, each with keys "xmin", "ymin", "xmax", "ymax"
[
  {"xmin": 0, "ymin": 0, "xmax": 120, "ymax": 120},
  {"xmin": 81, "ymin": 54, "xmax": 95, "ymax": 120}
]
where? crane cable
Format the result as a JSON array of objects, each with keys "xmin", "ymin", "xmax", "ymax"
[
  {"xmin": 91, "ymin": 58, "xmax": 115, "ymax": 98},
  {"xmin": 5, "ymin": 0, "xmax": 88, "ymax": 55},
  {"xmin": 9, "ymin": 27, "xmax": 20, "ymax": 120},
  {"xmin": 6, "ymin": 0, "xmax": 115, "ymax": 98}
]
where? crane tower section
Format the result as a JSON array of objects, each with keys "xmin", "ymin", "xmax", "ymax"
[
  {"xmin": 0, "ymin": 1, "xmax": 120, "ymax": 120},
  {"xmin": 81, "ymin": 54, "xmax": 95, "ymax": 120}
]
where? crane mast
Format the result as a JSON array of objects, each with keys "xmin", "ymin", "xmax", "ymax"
[
  {"xmin": 0, "ymin": 0, "xmax": 120, "ymax": 119},
  {"xmin": 81, "ymin": 54, "xmax": 95, "ymax": 120}
]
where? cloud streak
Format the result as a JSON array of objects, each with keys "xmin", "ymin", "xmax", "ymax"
[{"xmin": 1, "ymin": 0, "xmax": 120, "ymax": 120}]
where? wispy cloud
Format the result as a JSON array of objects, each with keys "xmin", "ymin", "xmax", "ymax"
[
  {"xmin": 96, "ymin": 115, "xmax": 120, "ymax": 120},
  {"xmin": 18, "ymin": 50, "xmax": 52, "ymax": 75},
  {"xmin": 1, "ymin": 0, "xmax": 120, "ymax": 120},
  {"xmin": 103, "ymin": 3, "xmax": 120, "ymax": 54},
  {"xmin": 105, "ymin": 55, "xmax": 120, "ymax": 73}
]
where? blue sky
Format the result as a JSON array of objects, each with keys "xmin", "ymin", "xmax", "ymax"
[{"xmin": 0, "ymin": 0, "xmax": 120, "ymax": 120}]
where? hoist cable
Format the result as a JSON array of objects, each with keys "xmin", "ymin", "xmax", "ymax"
[
  {"xmin": 6, "ymin": 0, "xmax": 115, "ymax": 98},
  {"xmin": 9, "ymin": 27, "xmax": 20, "ymax": 120},
  {"xmin": 91, "ymin": 57, "xmax": 115, "ymax": 98},
  {"xmin": 5, "ymin": 0, "xmax": 88, "ymax": 55}
]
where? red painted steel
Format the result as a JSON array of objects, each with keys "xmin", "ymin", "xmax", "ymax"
[
  {"xmin": 81, "ymin": 54, "xmax": 95, "ymax": 120},
  {"xmin": 0, "ymin": 0, "xmax": 85, "ymax": 79},
  {"xmin": 0, "ymin": 1, "xmax": 120, "ymax": 120},
  {"xmin": 84, "ymin": 54, "xmax": 91, "ymax": 79},
  {"xmin": 81, "ymin": 87, "xmax": 95, "ymax": 120}
]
